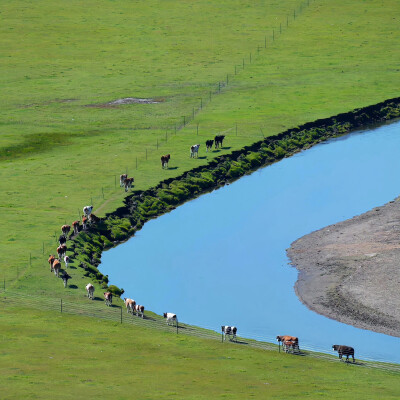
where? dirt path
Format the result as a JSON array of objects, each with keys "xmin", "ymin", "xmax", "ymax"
[{"xmin": 287, "ymin": 197, "xmax": 400, "ymax": 337}]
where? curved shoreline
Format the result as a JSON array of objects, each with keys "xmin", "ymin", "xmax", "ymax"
[
  {"xmin": 70, "ymin": 98, "xmax": 400, "ymax": 330},
  {"xmin": 288, "ymin": 197, "xmax": 400, "ymax": 338}
]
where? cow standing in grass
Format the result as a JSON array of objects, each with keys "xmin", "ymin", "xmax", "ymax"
[
  {"xmin": 48, "ymin": 255, "xmax": 56, "ymax": 272},
  {"xmin": 190, "ymin": 144, "xmax": 200, "ymax": 158},
  {"xmin": 206, "ymin": 140, "xmax": 214, "ymax": 152},
  {"xmin": 86, "ymin": 283, "xmax": 94, "ymax": 300},
  {"xmin": 52, "ymin": 259, "xmax": 61, "ymax": 277},
  {"xmin": 161, "ymin": 154, "xmax": 170, "ymax": 169},
  {"xmin": 134, "ymin": 304, "xmax": 145, "ymax": 318},
  {"xmin": 163, "ymin": 312, "xmax": 178, "ymax": 326},
  {"xmin": 276, "ymin": 335, "xmax": 300, "ymax": 353},
  {"xmin": 332, "ymin": 345, "xmax": 355, "ymax": 363},
  {"xmin": 124, "ymin": 177, "xmax": 134, "ymax": 192},
  {"xmin": 82, "ymin": 216, "xmax": 88, "ymax": 230},
  {"xmin": 214, "ymin": 135, "xmax": 225, "ymax": 149},
  {"xmin": 120, "ymin": 174, "xmax": 128, "ymax": 187},
  {"xmin": 221, "ymin": 326, "xmax": 237, "ymax": 341},
  {"xmin": 61, "ymin": 224, "xmax": 71, "ymax": 237},
  {"xmin": 124, "ymin": 298, "xmax": 136, "ymax": 314},
  {"xmin": 72, "ymin": 220, "xmax": 80, "ymax": 235},
  {"xmin": 61, "ymin": 271, "xmax": 71, "ymax": 288},
  {"xmin": 83, "ymin": 205, "xmax": 93, "ymax": 218},
  {"xmin": 104, "ymin": 292, "xmax": 113, "ymax": 306}
]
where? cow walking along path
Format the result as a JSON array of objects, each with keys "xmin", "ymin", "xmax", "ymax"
[{"xmin": 0, "ymin": 289, "xmax": 398, "ymax": 373}]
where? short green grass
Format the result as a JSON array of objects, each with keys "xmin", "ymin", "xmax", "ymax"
[
  {"xmin": 1, "ymin": 0, "xmax": 400, "ymax": 396},
  {"xmin": 1, "ymin": 304, "xmax": 399, "ymax": 399}
]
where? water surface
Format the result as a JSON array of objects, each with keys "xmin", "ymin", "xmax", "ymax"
[{"xmin": 100, "ymin": 121, "xmax": 400, "ymax": 363}]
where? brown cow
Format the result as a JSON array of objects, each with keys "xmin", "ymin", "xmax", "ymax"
[
  {"xmin": 124, "ymin": 177, "xmax": 134, "ymax": 192},
  {"xmin": 61, "ymin": 225, "xmax": 71, "ymax": 237},
  {"xmin": 72, "ymin": 220, "xmax": 80, "ymax": 235},
  {"xmin": 332, "ymin": 345, "xmax": 355, "ymax": 363},
  {"xmin": 104, "ymin": 292, "xmax": 113, "ymax": 306},
  {"xmin": 52, "ymin": 259, "xmax": 61, "ymax": 277},
  {"xmin": 57, "ymin": 244, "xmax": 67, "ymax": 259},
  {"xmin": 82, "ymin": 216, "xmax": 88, "ymax": 230},
  {"xmin": 48, "ymin": 255, "xmax": 56, "ymax": 272},
  {"xmin": 89, "ymin": 213, "xmax": 100, "ymax": 224},
  {"xmin": 276, "ymin": 335, "xmax": 300, "ymax": 353},
  {"xmin": 161, "ymin": 154, "xmax": 170, "ymax": 169}
]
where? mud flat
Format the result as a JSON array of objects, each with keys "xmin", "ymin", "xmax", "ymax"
[{"xmin": 288, "ymin": 197, "xmax": 400, "ymax": 337}]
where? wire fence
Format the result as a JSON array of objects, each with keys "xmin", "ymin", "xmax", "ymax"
[{"xmin": 1, "ymin": 289, "xmax": 399, "ymax": 373}]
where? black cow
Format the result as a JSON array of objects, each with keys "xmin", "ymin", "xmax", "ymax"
[
  {"xmin": 214, "ymin": 135, "xmax": 225, "ymax": 149},
  {"xmin": 59, "ymin": 235, "xmax": 67, "ymax": 246},
  {"xmin": 161, "ymin": 154, "xmax": 171, "ymax": 169},
  {"xmin": 206, "ymin": 139, "xmax": 214, "ymax": 152},
  {"xmin": 332, "ymin": 345, "xmax": 355, "ymax": 363},
  {"xmin": 61, "ymin": 271, "xmax": 71, "ymax": 288}
]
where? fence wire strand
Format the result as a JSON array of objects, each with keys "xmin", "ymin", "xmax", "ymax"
[{"xmin": 1, "ymin": 289, "xmax": 399, "ymax": 373}]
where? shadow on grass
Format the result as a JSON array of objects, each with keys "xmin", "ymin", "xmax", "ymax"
[
  {"xmin": 68, "ymin": 284, "xmax": 78, "ymax": 289},
  {"xmin": 166, "ymin": 167, "xmax": 179, "ymax": 170}
]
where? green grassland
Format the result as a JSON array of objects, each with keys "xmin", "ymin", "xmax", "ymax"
[
  {"xmin": 1, "ymin": 0, "xmax": 400, "ymax": 396},
  {"xmin": 1, "ymin": 304, "xmax": 400, "ymax": 399}
]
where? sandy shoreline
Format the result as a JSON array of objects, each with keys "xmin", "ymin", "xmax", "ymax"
[{"xmin": 287, "ymin": 197, "xmax": 400, "ymax": 338}]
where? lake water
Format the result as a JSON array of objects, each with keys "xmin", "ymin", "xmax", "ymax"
[{"xmin": 100, "ymin": 121, "xmax": 400, "ymax": 363}]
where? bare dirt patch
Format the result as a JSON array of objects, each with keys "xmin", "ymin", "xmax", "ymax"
[
  {"xmin": 86, "ymin": 97, "xmax": 164, "ymax": 108},
  {"xmin": 287, "ymin": 197, "xmax": 400, "ymax": 337}
]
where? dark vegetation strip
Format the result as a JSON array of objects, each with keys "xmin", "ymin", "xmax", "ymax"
[{"xmin": 69, "ymin": 97, "xmax": 400, "ymax": 297}]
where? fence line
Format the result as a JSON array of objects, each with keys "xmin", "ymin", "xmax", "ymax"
[{"xmin": 1, "ymin": 289, "xmax": 398, "ymax": 373}]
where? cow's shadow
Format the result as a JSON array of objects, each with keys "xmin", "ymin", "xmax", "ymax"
[
  {"xmin": 197, "ymin": 156, "xmax": 207, "ymax": 160},
  {"xmin": 68, "ymin": 284, "xmax": 78, "ymax": 289},
  {"xmin": 166, "ymin": 167, "xmax": 178, "ymax": 170}
]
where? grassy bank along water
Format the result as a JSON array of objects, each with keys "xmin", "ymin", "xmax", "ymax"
[{"xmin": 71, "ymin": 98, "xmax": 400, "ymax": 296}]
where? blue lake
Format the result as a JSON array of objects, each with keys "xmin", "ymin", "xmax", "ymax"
[{"xmin": 100, "ymin": 121, "xmax": 400, "ymax": 363}]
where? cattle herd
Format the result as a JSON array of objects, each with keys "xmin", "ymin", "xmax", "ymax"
[{"xmin": 46, "ymin": 134, "xmax": 355, "ymax": 363}]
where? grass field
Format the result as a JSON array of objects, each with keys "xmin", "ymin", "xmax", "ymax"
[
  {"xmin": 1, "ymin": 303, "xmax": 400, "ymax": 399},
  {"xmin": 1, "ymin": 0, "xmax": 400, "ymax": 397}
]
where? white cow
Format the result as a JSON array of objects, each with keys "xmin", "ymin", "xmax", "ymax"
[
  {"xmin": 190, "ymin": 144, "xmax": 200, "ymax": 158},
  {"xmin": 221, "ymin": 326, "xmax": 237, "ymax": 341},
  {"xmin": 163, "ymin": 312, "xmax": 178, "ymax": 326},
  {"xmin": 83, "ymin": 205, "xmax": 93, "ymax": 218},
  {"xmin": 64, "ymin": 255, "xmax": 69, "ymax": 268},
  {"xmin": 86, "ymin": 283, "xmax": 94, "ymax": 300},
  {"xmin": 123, "ymin": 298, "xmax": 136, "ymax": 314}
]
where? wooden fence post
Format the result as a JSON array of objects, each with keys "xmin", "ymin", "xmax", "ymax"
[{"xmin": 61, "ymin": 299, "xmax": 63, "ymax": 313}]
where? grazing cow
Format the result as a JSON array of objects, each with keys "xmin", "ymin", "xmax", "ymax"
[
  {"xmin": 190, "ymin": 144, "xmax": 200, "ymax": 158},
  {"xmin": 206, "ymin": 139, "xmax": 214, "ymax": 152},
  {"xmin": 123, "ymin": 298, "xmax": 136, "ymax": 314},
  {"xmin": 124, "ymin": 177, "xmax": 134, "ymax": 192},
  {"xmin": 134, "ymin": 304, "xmax": 145, "ymax": 318},
  {"xmin": 86, "ymin": 283, "xmax": 95, "ymax": 300},
  {"xmin": 89, "ymin": 213, "xmax": 100, "ymax": 224},
  {"xmin": 72, "ymin": 220, "xmax": 80, "ymax": 235},
  {"xmin": 83, "ymin": 205, "xmax": 93, "ymax": 218},
  {"xmin": 52, "ymin": 259, "xmax": 61, "ymax": 277},
  {"xmin": 221, "ymin": 326, "xmax": 237, "ymax": 341},
  {"xmin": 163, "ymin": 312, "xmax": 178, "ymax": 326},
  {"xmin": 61, "ymin": 224, "xmax": 71, "ymax": 237},
  {"xmin": 214, "ymin": 135, "xmax": 225, "ymax": 149},
  {"xmin": 57, "ymin": 244, "xmax": 67, "ymax": 259},
  {"xmin": 161, "ymin": 154, "xmax": 171, "ymax": 169},
  {"xmin": 104, "ymin": 292, "xmax": 113, "ymax": 306},
  {"xmin": 59, "ymin": 235, "xmax": 66, "ymax": 246},
  {"xmin": 61, "ymin": 271, "xmax": 71, "ymax": 288},
  {"xmin": 82, "ymin": 216, "xmax": 88, "ymax": 230},
  {"xmin": 332, "ymin": 345, "xmax": 355, "ymax": 363},
  {"xmin": 64, "ymin": 255, "xmax": 70, "ymax": 268},
  {"xmin": 120, "ymin": 174, "xmax": 128, "ymax": 187},
  {"xmin": 48, "ymin": 255, "xmax": 56, "ymax": 272},
  {"xmin": 276, "ymin": 335, "xmax": 300, "ymax": 353}
]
